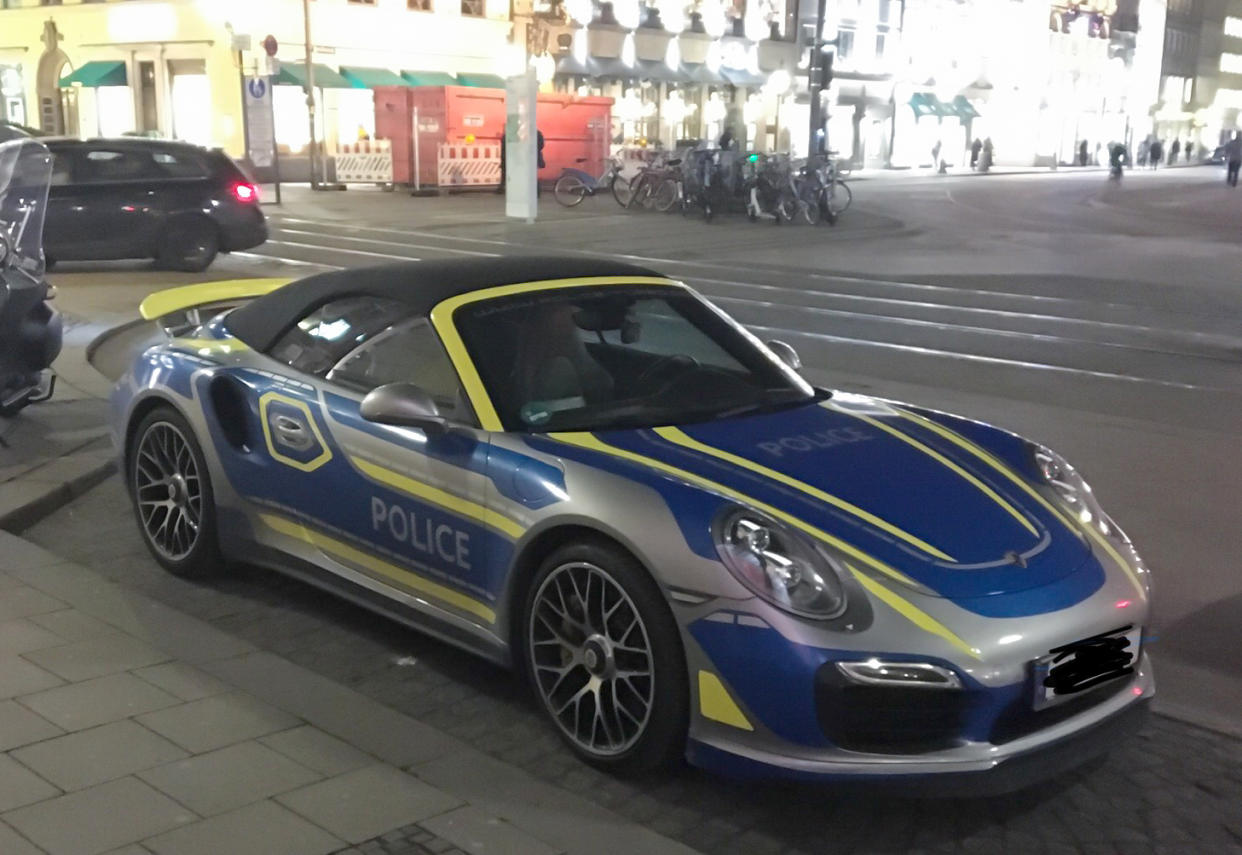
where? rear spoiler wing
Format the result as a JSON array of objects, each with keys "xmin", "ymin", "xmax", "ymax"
[{"xmin": 139, "ymin": 278, "xmax": 292, "ymax": 335}]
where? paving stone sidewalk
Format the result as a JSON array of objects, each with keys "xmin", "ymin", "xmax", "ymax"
[{"xmin": 0, "ymin": 530, "xmax": 696, "ymax": 855}]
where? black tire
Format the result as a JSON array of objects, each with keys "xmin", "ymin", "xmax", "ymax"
[
  {"xmin": 612, "ymin": 175, "xmax": 634, "ymax": 208},
  {"xmin": 158, "ymin": 219, "xmax": 219, "ymax": 273},
  {"xmin": 522, "ymin": 539, "xmax": 688, "ymax": 773},
  {"xmin": 554, "ymin": 174, "xmax": 589, "ymax": 207},
  {"xmin": 128, "ymin": 406, "xmax": 223, "ymax": 578},
  {"xmin": 654, "ymin": 179, "xmax": 679, "ymax": 213},
  {"xmin": 827, "ymin": 180, "xmax": 852, "ymax": 216}
]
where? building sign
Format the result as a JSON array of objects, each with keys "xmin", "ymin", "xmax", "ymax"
[
  {"xmin": 463, "ymin": 114, "xmax": 485, "ymax": 127},
  {"xmin": 244, "ymin": 76, "xmax": 277, "ymax": 168}
]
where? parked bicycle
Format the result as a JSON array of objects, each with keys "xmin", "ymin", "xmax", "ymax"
[
  {"xmin": 552, "ymin": 157, "xmax": 624, "ymax": 208},
  {"xmin": 616, "ymin": 152, "xmax": 683, "ymax": 212}
]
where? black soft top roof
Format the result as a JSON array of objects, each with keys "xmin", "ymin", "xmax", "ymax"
[{"xmin": 225, "ymin": 256, "xmax": 668, "ymax": 353}]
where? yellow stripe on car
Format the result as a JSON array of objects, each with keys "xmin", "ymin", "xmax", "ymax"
[
  {"xmin": 896, "ymin": 409, "xmax": 1144, "ymax": 594},
  {"xmin": 550, "ymin": 432, "xmax": 981, "ymax": 657},
  {"xmin": 139, "ymin": 278, "xmax": 293, "ymax": 321},
  {"xmin": 260, "ymin": 513, "xmax": 497, "ymax": 624},
  {"xmin": 549, "ymin": 431, "xmax": 920, "ymax": 590},
  {"xmin": 697, "ymin": 671, "xmax": 754, "ymax": 730},
  {"xmin": 429, "ymin": 276, "xmax": 682, "ymax": 432},
  {"xmin": 653, "ymin": 425, "xmax": 957, "ymax": 562},
  {"xmin": 847, "ymin": 566, "xmax": 982, "ymax": 660},
  {"xmin": 350, "ymin": 456, "xmax": 525, "ymax": 540},
  {"xmin": 823, "ymin": 404, "xmax": 1039, "ymax": 539}
]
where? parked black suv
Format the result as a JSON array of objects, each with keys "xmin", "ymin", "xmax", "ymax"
[{"xmin": 43, "ymin": 138, "xmax": 267, "ymax": 272}]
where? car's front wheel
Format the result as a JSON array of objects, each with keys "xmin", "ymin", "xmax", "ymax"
[
  {"xmin": 523, "ymin": 539, "xmax": 688, "ymax": 773},
  {"xmin": 129, "ymin": 406, "xmax": 223, "ymax": 578}
]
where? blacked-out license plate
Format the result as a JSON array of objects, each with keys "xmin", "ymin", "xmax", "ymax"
[{"xmin": 1033, "ymin": 626, "xmax": 1141, "ymax": 710}]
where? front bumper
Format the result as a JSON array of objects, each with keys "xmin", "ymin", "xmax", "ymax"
[{"xmin": 686, "ymin": 652, "xmax": 1153, "ymax": 793}]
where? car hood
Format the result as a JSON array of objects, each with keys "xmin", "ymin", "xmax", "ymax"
[{"xmin": 546, "ymin": 396, "xmax": 1094, "ymax": 600}]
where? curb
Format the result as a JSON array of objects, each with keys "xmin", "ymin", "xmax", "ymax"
[{"xmin": 0, "ymin": 457, "xmax": 118, "ymax": 534}]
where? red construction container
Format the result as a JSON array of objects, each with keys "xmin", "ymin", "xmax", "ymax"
[{"xmin": 375, "ymin": 85, "xmax": 612, "ymax": 187}]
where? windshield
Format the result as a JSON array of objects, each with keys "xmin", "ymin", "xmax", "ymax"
[
  {"xmin": 0, "ymin": 138, "xmax": 51, "ymax": 281},
  {"xmin": 455, "ymin": 285, "xmax": 817, "ymax": 431}
]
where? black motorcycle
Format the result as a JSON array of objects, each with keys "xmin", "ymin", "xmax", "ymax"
[{"xmin": 0, "ymin": 139, "xmax": 61, "ymax": 417}]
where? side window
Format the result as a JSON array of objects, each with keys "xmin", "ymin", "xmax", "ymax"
[
  {"xmin": 151, "ymin": 150, "xmax": 208, "ymax": 178},
  {"xmin": 329, "ymin": 319, "xmax": 468, "ymax": 421},
  {"xmin": 78, "ymin": 149, "xmax": 161, "ymax": 183},
  {"xmin": 268, "ymin": 297, "xmax": 409, "ymax": 377}
]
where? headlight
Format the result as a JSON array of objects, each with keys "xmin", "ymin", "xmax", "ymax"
[
  {"xmin": 714, "ymin": 509, "xmax": 847, "ymax": 619},
  {"xmin": 1030, "ymin": 444, "xmax": 1111, "ymax": 535},
  {"xmin": 1029, "ymin": 444, "xmax": 1151, "ymax": 588}
]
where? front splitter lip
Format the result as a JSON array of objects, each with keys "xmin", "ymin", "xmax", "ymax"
[{"xmin": 688, "ymin": 653, "xmax": 1153, "ymax": 788}]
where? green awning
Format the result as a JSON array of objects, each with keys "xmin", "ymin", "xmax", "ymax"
[
  {"xmin": 59, "ymin": 61, "xmax": 127, "ymax": 88},
  {"xmin": 455, "ymin": 73, "xmax": 506, "ymax": 89},
  {"xmin": 340, "ymin": 66, "xmax": 409, "ymax": 88},
  {"xmin": 274, "ymin": 63, "xmax": 353, "ymax": 90},
  {"xmin": 402, "ymin": 70, "xmax": 459, "ymax": 86},
  {"xmin": 953, "ymin": 95, "xmax": 980, "ymax": 120},
  {"xmin": 908, "ymin": 92, "xmax": 955, "ymax": 118}
]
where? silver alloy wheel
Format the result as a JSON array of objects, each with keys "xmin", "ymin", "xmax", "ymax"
[
  {"xmin": 528, "ymin": 560, "xmax": 655, "ymax": 757},
  {"xmin": 134, "ymin": 421, "xmax": 202, "ymax": 561}
]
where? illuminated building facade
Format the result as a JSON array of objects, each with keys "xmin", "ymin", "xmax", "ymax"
[
  {"xmin": 1155, "ymin": 0, "xmax": 1242, "ymax": 155},
  {"xmin": 0, "ymin": 0, "xmax": 513, "ymax": 160}
]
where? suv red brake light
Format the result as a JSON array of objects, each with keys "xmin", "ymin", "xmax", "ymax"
[{"xmin": 233, "ymin": 182, "xmax": 258, "ymax": 203}]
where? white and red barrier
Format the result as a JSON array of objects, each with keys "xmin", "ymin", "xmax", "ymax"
[
  {"xmin": 333, "ymin": 139, "xmax": 394, "ymax": 184},
  {"xmin": 437, "ymin": 142, "xmax": 501, "ymax": 187}
]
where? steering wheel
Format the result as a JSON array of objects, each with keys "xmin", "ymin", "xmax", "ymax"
[{"xmin": 637, "ymin": 353, "xmax": 700, "ymax": 388}]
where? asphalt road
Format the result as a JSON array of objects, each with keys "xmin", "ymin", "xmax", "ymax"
[{"xmin": 31, "ymin": 166, "xmax": 1242, "ymax": 852}]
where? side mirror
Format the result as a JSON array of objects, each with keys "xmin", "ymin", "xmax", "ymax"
[
  {"xmin": 360, "ymin": 383, "xmax": 447, "ymax": 435},
  {"xmin": 767, "ymin": 339, "xmax": 801, "ymax": 372}
]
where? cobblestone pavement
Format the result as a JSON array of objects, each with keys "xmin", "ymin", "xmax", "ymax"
[{"xmin": 27, "ymin": 477, "xmax": 1242, "ymax": 855}]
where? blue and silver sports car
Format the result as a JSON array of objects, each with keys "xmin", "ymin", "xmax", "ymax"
[{"xmin": 112, "ymin": 257, "xmax": 1153, "ymax": 787}]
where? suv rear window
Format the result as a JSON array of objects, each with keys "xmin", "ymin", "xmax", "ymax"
[{"xmin": 74, "ymin": 147, "xmax": 209, "ymax": 183}]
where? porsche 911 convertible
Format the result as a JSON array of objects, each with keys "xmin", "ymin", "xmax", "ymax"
[{"xmin": 111, "ymin": 257, "xmax": 1153, "ymax": 787}]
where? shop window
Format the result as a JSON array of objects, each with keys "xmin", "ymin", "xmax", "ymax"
[
  {"xmin": 461, "ymin": 0, "xmax": 485, "ymax": 16},
  {"xmin": 409, "ymin": 0, "xmax": 432, "ymax": 8},
  {"xmin": 1221, "ymin": 53, "xmax": 1242, "ymax": 75}
]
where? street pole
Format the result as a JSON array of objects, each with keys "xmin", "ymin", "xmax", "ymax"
[
  {"xmin": 302, "ymin": 0, "xmax": 319, "ymax": 190},
  {"xmin": 808, "ymin": 0, "xmax": 826, "ymax": 157}
]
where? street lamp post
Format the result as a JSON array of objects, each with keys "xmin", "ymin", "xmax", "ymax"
[
  {"xmin": 807, "ymin": 0, "xmax": 836, "ymax": 157},
  {"xmin": 302, "ymin": 0, "xmax": 319, "ymax": 190}
]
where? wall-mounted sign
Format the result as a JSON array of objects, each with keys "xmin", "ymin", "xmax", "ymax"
[{"xmin": 463, "ymin": 114, "xmax": 485, "ymax": 127}]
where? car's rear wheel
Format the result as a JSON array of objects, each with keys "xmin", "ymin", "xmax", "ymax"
[
  {"xmin": 158, "ymin": 219, "xmax": 219, "ymax": 272},
  {"xmin": 129, "ymin": 406, "xmax": 222, "ymax": 578},
  {"xmin": 523, "ymin": 540, "xmax": 687, "ymax": 773}
]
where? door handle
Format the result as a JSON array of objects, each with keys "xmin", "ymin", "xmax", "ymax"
[{"xmin": 271, "ymin": 415, "xmax": 314, "ymax": 451}]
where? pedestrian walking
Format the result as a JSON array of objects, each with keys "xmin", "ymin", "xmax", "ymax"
[
  {"xmin": 931, "ymin": 139, "xmax": 942, "ymax": 171},
  {"xmin": 1226, "ymin": 133, "xmax": 1242, "ymax": 187},
  {"xmin": 1078, "ymin": 140, "xmax": 1089, "ymax": 166},
  {"xmin": 980, "ymin": 137, "xmax": 994, "ymax": 172},
  {"xmin": 1170, "ymin": 138, "xmax": 1181, "ymax": 164},
  {"xmin": 971, "ymin": 138, "xmax": 982, "ymax": 169},
  {"xmin": 536, "ymin": 129, "xmax": 545, "ymax": 197},
  {"xmin": 1137, "ymin": 139, "xmax": 1149, "ymax": 167},
  {"xmin": 1186, "ymin": 141, "xmax": 1194, "ymax": 162},
  {"xmin": 1149, "ymin": 139, "xmax": 1163, "ymax": 169}
]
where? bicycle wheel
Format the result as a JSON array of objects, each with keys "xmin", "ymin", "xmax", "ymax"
[
  {"xmin": 800, "ymin": 189, "xmax": 821, "ymax": 225},
  {"xmin": 827, "ymin": 180, "xmax": 852, "ymax": 216},
  {"xmin": 612, "ymin": 175, "xmax": 635, "ymax": 208},
  {"xmin": 632, "ymin": 175, "xmax": 656, "ymax": 210},
  {"xmin": 654, "ymin": 178, "xmax": 679, "ymax": 212},
  {"xmin": 554, "ymin": 174, "xmax": 589, "ymax": 208}
]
